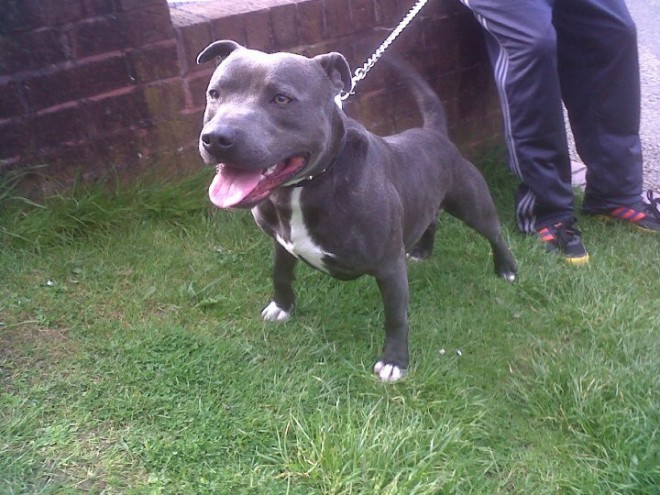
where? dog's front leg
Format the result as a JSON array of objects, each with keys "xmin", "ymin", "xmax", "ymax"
[
  {"xmin": 373, "ymin": 256, "xmax": 410, "ymax": 382},
  {"xmin": 262, "ymin": 241, "xmax": 297, "ymax": 322}
]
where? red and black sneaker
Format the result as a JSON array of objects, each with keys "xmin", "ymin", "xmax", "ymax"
[
  {"xmin": 591, "ymin": 190, "xmax": 660, "ymax": 233},
  {"xmin": 537, "ymin": 221, "xmax": 589, "ymax": 265}
]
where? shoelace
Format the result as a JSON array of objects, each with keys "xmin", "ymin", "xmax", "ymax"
[{"xmin": 644, "ymin": 190, "xmax": 660, "ymax": 219}]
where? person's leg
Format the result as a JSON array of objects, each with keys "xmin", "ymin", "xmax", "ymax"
[
  {"xmin": 459, "ymin": 0, "xmax": 574, "ymax": 234},
  {"xmin": 554, "ymin": 0, "xmax": 643, "ymax": 213}
]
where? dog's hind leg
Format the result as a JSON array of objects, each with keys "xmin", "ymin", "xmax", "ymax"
[
  {"xmin": 444, "ymin": 163, "xmax": 517, "ymax": 282},
  {"xmin": 408, "ymin": 220, "xmax": 437, "ymax": 261},
  {"xmin": 447, "ymin": 199, "xmax": 516, "ymax": 281},
  {"xmin": 262, "ymin": 241, "xmax": 298, "ymax": 321},
  {"xmin": 486, "ymin": 234, "xmax": 517, "ymax": 282}
]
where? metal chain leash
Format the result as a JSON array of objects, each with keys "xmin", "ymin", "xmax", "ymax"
[{"xmin": 340, "ymin": 0, "xmax": 432, "ymax": 101}]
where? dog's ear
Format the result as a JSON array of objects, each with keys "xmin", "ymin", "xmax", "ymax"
[
  {"xmin": 314, "ymin": 52, "xmax": 353, "ymax": 95},
  {"xmin": 196, "ymin": 40, "xmax": 243, "ymax": 65}
]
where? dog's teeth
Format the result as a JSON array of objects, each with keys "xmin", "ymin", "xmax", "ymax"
[{"xmin": 264, "ymin": 164, "xmax": 278, "ymax": 177}]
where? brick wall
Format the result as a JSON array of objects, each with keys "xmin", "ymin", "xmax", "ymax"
[{"xmin": 0, "ymin": 0, "xmax": 501, "ymax": 194}]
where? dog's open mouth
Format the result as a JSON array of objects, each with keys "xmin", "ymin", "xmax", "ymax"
[{"xmin": 208, "ymin": 155, "xmax": 308, "ymax": 209}]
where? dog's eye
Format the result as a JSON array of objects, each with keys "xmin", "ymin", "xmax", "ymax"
[
  {"xmin": 272, "ymin": 94, "xmax": 292, "ymax": 105},
  {"xmin": 208, "ymin": 89, "xmax": 220, "ymax": 100}
]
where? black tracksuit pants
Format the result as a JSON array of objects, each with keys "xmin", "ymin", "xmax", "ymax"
[{"xmin": 460, "ymin": 0, "xmax": 643, "ymax": 233}]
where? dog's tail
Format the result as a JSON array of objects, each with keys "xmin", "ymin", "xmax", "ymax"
[{"xmin": 385, "ymin": 55, "xmax": 448, "ymax": 135}]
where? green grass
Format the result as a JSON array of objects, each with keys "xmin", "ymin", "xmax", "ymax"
[{"xmin": 1, "ymin": 157, "xmax": 658, "ymax": 494}]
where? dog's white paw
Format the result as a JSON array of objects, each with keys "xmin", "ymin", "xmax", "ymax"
[
  {"xmin": 261, "ymin": 301, "xmax": 291, "ymax": 322},
  {"xmin": 502, "ymin": 271, "xmax": 516, "ymax": 283},
  {"xmin": 374, "ymin": 361, "xmax": 406, "ymax": 382},
  {"xmin": 406, "ymin": 253, "xmax": 425, "ymax": 263}
]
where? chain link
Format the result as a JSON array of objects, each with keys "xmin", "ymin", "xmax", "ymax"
[{"xmin": 340, "ymin": 0, "xmax": 431, "ymax": 100}]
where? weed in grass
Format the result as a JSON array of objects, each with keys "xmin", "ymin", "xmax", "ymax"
[{"xmin": 1, "ymin": 155, "xmax": 659, "ymax": 493}]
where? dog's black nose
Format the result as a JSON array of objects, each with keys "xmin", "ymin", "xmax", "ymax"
[{"xmin": 201, "ymin": 126, "xmax": 236, "ymax": 152}]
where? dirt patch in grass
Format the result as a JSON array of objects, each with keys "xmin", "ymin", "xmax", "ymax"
[
  {"xmin": 0, "ymin": 322, "xmax": 76, "ymax": 392},
  {"xmin": 40, "ymin": 423, "xmax": 148, "ymax": 494}
]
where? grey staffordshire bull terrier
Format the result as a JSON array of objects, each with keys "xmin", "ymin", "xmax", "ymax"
[{"xmin": 197, "ymin": 40, "xmax": 516, "ymax": 382}]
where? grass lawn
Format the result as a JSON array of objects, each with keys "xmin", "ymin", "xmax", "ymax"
[{"xmin": 1, "ymin": 155, "xmax": 658, "ymax": 494}]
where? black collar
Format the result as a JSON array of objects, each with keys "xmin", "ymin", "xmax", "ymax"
[{"xmin": 289, "ymin": 134, "xmax": 347, "ymax": 188}]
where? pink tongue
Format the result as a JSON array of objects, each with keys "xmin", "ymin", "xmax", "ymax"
[{"xmin": 208, "ymin": 165, "xmax": 263, "ymax": 208}]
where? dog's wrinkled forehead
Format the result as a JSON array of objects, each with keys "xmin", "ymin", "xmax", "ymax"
[{"xmin": 210, "ymin": 50, "xmax": 332, "ymax": 99}]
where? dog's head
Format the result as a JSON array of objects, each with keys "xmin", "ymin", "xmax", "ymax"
[{"xmin": 196, "ymin": 40, "xmax": 352, "ymax": 209}]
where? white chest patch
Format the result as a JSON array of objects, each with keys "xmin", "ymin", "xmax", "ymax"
[{"xmin": 275, "ymin": 188, "xmax": 333, "ymax": 273}]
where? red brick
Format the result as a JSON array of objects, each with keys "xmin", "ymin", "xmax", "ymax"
[
  {"xmin": 87, "ymin": 89, "xmax": 150, "ymax": 134},
  {"xmin": 0, "ymin": 37, "xmax": 24, "ymax": 76},
  {"xmin": 388, "ymin": 22, "xmax": 424, "ymax": 53},
  {"xmin": 176, "ymin": 21, "xmax": 214, "ymax": 74},
  {"xmin": 349, "ymin": 33, "xmax": 397, "ymax": 91},
  {"xmin": 456, "ymin": 65, "xmax": 491, "ymax": 95},
  {"xmin": 22, "ymin": 68, "xmax": 76, "ymax": 111},
  {"xmin": 393, "ymin": 108, "xmax": 422, "ymax": 133},
  {"xmin": 186, "ymin": 70, "xmax": 214, "ymax": 109},
  {"xmin": 297, "ymin": 1, "xmax": 324, "ymax": 45},
  {"xmin": 0, "ymin": 80, "xmax": 26, "ymax": 119},
  {"xmin": 36, "ymin": 143, "xmax": 96, "ymax": 188},
  {"xmin": 455, "ymin": 15, "xmax": 489, "ymax": 67},
  {"xmin": 210, "ymin": 14, "xmax": 247, "ymax": 46},
  {"xmin": 433, "ymin": 71, "xmax": 462, "ymax": 100},
  {"xmin": 170, "ymin": 9, "xmax": 208, "ymax": 29},
  {"xmin": 71, "ymin": 55, "xmax": 136, "ymax": 100},
  {"xmin": 172, "ymin": 109, "xmax": 204, "ymax": 144},
  {"xmin": 171, "ymin": 2, "xmax": 236, "ymax": 24},
  {"xmin": 154, "ymin": 145, "xmax": 203, "ymax": 178},
  {"xmin": 351, "ymin": 0, "xmax": 376, "ymax": 32},
  {"xmin": 449, "ymin": 113, "xmax": 500, "ymax": 152},
  {"xmin": 2, "ymin": 2, "xmax": 503, "ymax": 196},
  {"xmin": 73, "ymin": 16, "xmax": 127, "ymax": 59},
  {"xmin": 1, "ymin": 28, "xmax": 69, "ymax": 74},
  {"xmin": 116, "ymin": 0, "xmax": 168, "ymax": 12},
  {"xmin": 0, "ymin": 0, "xmax": 40, "ymax": 33},
  {"xmin": 147, "ymin": 120, "xmax": 191, "ymax": 155},
  {"xmin": 340, "ymin": 93, "xmax": 360, "ymax": 115},
  {"xmin": 296, "ymin": 40, "xmax": 355, "ymax": 79},
  {"xmin": 81, "ymin": 0, "xmax": 117, "ymax": 16},
  {"xmin": 0, "ymin": 118, "xmax": 31, "ymax": 159},
  {"xmin": 142, "ymin": 80, "xmax": 186, "ymax": 118},
  {"xmin": 356, "ymin": 89, "xmax": 396, "ymax": 135},
  {"xmin": 389, "ymin": 84, "xmax": 423, "ymax": 127},
  {"xmin": 36, "ymin": 0, "xmax": 83, "ymax": 26},
  {"xmin": 89, "ymin": 128, "xmax": 149, "ymax": 166},
  {"xmin": 244, "ymin": 9, "xmax": 273, "ymax": 51},
  {"xmin": 421, "ymin": 15, "xmax": 455, "ymax": 51},
  {"xmin": 421, "ymin": 0, "xmax": 453, "ymax": 19},
  {"xmin": 457, "ymin": 84, "xmax": 493, "ymax": 121},
  {"xmin": 130, "ymin": 41, "xmax": 181, "ymax": 83},
  {"xmin": 17, "ymin": 27, "xmax": 70, "ymax": 69},
  {"xmin": 271, "ymin": 3, "xmax": 298, "ymax": 49},
  {"xmin": 417, "ymin": 25, "xmax": 459, "ymax": 73},
  {"xmin": 443, "ymin": 0, "xmax": 470, "ymax": 17},
  {"xmin": 374, "ymin": 0, "xmax": 400, "ymax": 25},
  {"xmin": 33, "ymin": 105, "xmax": 88, "ymax": 148},
  {"xmin": 122, "ymin": 5, "xmax": 174, "ymax": 47},
  {"xmin": 322, "ymin": 38, "xmax": 356, "ymax": 62},
  {"xmin": 325, "ymin": 0, "xmax": 353, "ymax": 38},
  {"xmin": 155, "ymin": 111, "xmax": 202, "ymax": 153}
]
